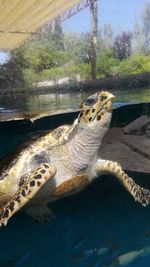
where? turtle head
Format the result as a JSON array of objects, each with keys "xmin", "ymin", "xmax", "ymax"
[{"xmin": 78, "ymin": 91, "xmax": 114, "ymax": 130}]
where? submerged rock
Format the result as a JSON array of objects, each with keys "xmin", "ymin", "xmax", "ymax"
[
  {"xmin": 123, "ymin": 115, "xmax": 150, "ymax": 135},
  {"xmin": 101, "ymin": 115, "xmax": 150, "ymax": 174}
]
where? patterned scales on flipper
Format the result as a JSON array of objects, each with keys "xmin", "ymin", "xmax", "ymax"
[
  {"xmin": 0, "ymin": 163, "xmax": 56, "ymax": 226},
  {"xmin": 95, "ymin": 160, "xmax": 150, "ymax": 206}
]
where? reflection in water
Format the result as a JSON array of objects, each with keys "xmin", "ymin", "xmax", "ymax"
[{"xmin": 0, "ymin": 87, "xmax": 149, "ymax": 121}]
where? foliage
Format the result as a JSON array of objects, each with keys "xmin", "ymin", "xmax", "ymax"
[
  {"xmin": 39, "ymin": 67, "xmax": 65, "ymax": 81},
  {"xmin": 3, "ymin": 4, "xmax": 150, "ymax": 88},
  {"xmin": 64, "ymin": 32, "xmax": 91, "ymax": 64},
  {"xmin": 22, "ymin": 69, "xmax": 38, "ymax": 85},
  {"xmin": 12, "ymin": 42, "xmax": 70, "ymax": 71},
  {"xmin": 113, "ymin": 32, "xmax": 131, "ymax": 60},
  {"xmin": 118, "ymin": 54, "xmax": 150, "ymax": 75},
  {"xmin": 5, "ymin": 43, "xmax": 150, "ymax": 87},
  {"xmin": 39, "ymin": 63, "xmax": 90, "ymax": 81},
  {"xmin": 96, "ymin": 49, "xmax": 119, "ymax": 78},
  {"xmin": 52, "ymin": 16, "xmax": 64, "ymax": 50}
]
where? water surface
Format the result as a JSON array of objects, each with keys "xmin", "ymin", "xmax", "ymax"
[{"xmin": 0, "ymin": 87, "xmax": 149, "ymax": 121}]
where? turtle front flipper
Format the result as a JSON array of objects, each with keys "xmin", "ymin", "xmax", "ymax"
[
  {"xmin": 0, "ymin": 163, "xmax": 56, "ymax": 227},
  {"xmin": 95, "ymin": 159, "xmax": 150, "ymax": 206}
]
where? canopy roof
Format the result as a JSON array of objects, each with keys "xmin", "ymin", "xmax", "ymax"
[{"xmin": 0, "ymin": 0, "xmax": 81, "ymax": 51}]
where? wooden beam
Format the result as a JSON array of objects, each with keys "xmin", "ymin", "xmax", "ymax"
[{"xmin": 89, "ymin": 0, "xmax": 98, "ymax": 80}]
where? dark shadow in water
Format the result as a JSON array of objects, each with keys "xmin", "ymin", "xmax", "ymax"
[{"xmin": 0, "ymin": 173, "xmax": 150, "ymax": 267}]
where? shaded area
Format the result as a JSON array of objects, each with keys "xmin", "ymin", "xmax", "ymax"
[
  {"xmin": 0, "ymin": 0, "xmax": 82, "ymax": 50},
  {"xmin": 0, "ymin": 172, "xmax": 150, "ymax": 267}
]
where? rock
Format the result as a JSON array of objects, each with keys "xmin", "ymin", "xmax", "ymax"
[
  {"xmin": 146, "ymin": 125, "xmax": 150, "ymax": 139},
  {"xmin": 101, "ymin": 127, "xmax": 150, "ymax": 174},
  {"xmin": 123, "ymin": 115, "xmax": 150, "ymax": 135},
  {"xmin": 122, "ymin": 135, "xmax": 150, "ymax": 160}
]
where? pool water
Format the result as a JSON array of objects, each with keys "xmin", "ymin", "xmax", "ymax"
[
  {"xmin": 0, "ymin": 87, "xmax": 149, "ymax": 121},
  {"xmin": 0, "ymin": 91, "xmax": 150, "ymax": 267},
  {"xmin": 1, "ymin": 174, "xmax": 150, "ymax": 267}
]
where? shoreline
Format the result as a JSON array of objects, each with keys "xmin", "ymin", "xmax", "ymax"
[{"xmin": 0, "ymin": 72, "xmax": 150, "ymax": 94}]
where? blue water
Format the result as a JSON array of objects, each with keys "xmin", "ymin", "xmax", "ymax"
[
  {"xmin": 0, "ymin": 174, "xmax": 150, "ymax": 267},
  {"xmin": 0, "ymin": 90, "xmax": 150, "ymax": 266}
]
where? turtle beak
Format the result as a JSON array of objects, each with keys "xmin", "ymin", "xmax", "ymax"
[{"xmin": 107, "ymin": 93, "xmax": 115, "ymax": 101}]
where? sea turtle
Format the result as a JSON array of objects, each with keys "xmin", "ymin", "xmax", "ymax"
[{"xmin": 0, "ymin": 90, "xmax": 149, "ymax": 227}]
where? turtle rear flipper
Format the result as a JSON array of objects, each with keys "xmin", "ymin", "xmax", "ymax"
[{"xmin": 0, "ymin": 163, "xmax": 56, "ymax": 226}]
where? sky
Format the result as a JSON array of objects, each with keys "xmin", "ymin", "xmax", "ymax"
[
  {"xmin": 63, "ymin": 0, "xmax": 149, "ymax": 34},
  {"xmin": 0, "ymin": 52, "xmax": 10, "ymax": 64},
  {"xmin": 0, "ymin": 0, "xmax": 149, "ymax": 64}
]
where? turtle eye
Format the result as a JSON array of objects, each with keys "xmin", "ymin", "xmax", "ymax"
[
  {"xmin": 99, "ymin": 95, "xmax": 107, "ymax": 101},
  {"xmin": 84, "ymin": 96, "xmax": 98, "ymax": 106}
]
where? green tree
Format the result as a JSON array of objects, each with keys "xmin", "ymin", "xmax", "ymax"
[
  {"xmin": 52, "ymin": 16, "xmax": 64, "ymax": 50},
  {"xmin": 96, "ymin": 49, "xmax": 119, "ymax": 78},
  {"xmin": 118, "ymin": 54, "xmax": 150, "ymax": 75},
  {"xmin": 64, "ymin": 32, "xmax": 91, "ymax": 64}
]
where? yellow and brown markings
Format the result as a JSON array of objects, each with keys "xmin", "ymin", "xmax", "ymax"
[
  {"xmin": 0, "ymin": 125, "xmax": 71, "ymax": 182},
  {"xmin": 52, "ymin": 175, "xmax": 90, "ymax": 198},
  {"xmin": 0, "ymin": 163, "xmax": 56, "ymax": 226},
  {"xmin": 78, "ymin": 91, "xmax": 114, "ymax": 125},
  {"xmin": 96, "ymin": 160, "xmax": 150, "ymax": 207}
]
